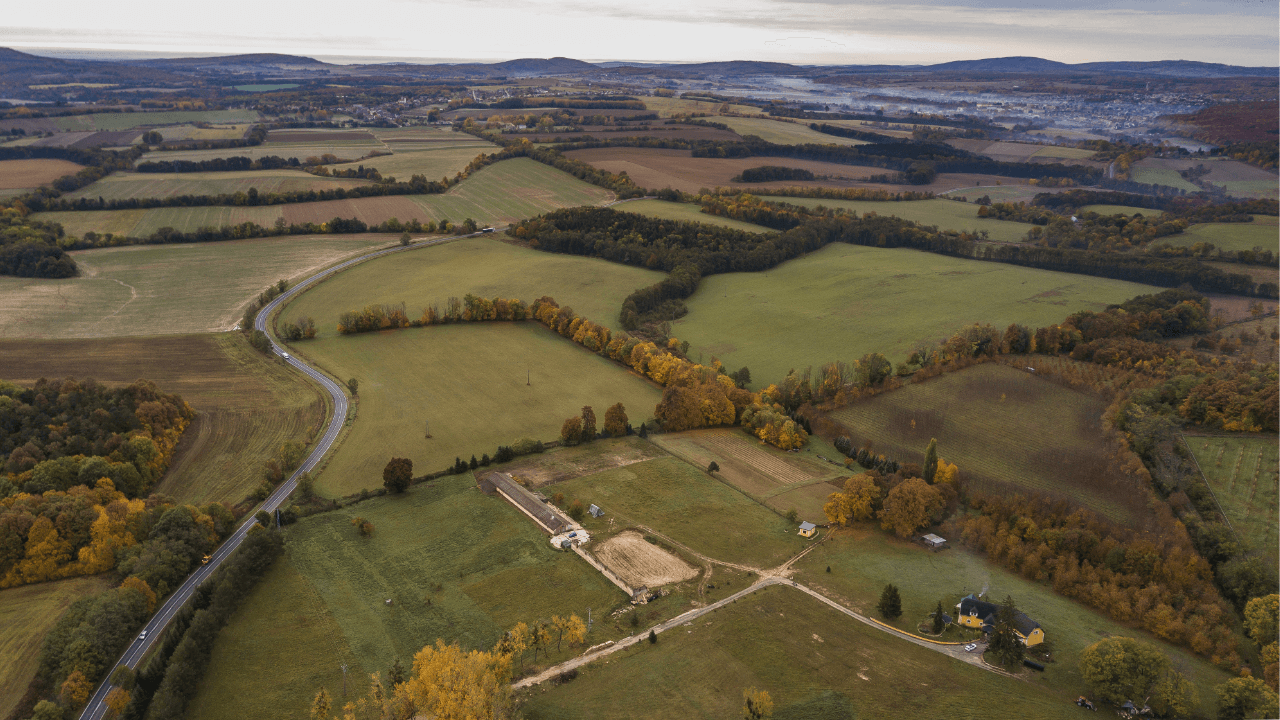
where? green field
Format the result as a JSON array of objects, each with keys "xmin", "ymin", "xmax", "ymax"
[
  {"xmin": 63, "ymin": 170, "xmax": 375, "ymax": 201},
  {"xmin": 673, "ymin": 243, "xmax": 1158, "ymax": 387},
  {"xmin": 790, "ymin": 531, "xmax": 1232, "ymax": 718},
  {"xmin": 1080, "ymin": 204, "xmax": 1165, "ymax": 217},
  {"xmin": 159, "ymin": 124, "xmax": 254, "ymax": 142},
  {"xmin": 140, "ymin": 142, "xmax": 382, "ymax": 164},
  {"xmin": 1030, "ymin": 146, "xmax": 1097, "ymax": 160},
  {"xmin": 234, "ymin": 84, "xmax": 300, "ymax": 92},
  {"xmin": 762, "ymin": 196, "xmax": 1036, "ymax": 243},
  {"xmin": 36, "ymin": 158, "xmax": 615, "ymax": 238},
  {"xmin": 281, "ymin": 235, "xmax": 664, "ymax": 339},
  {"xmin": 715, "ymin": 117, "xmax": 868, "ymax": 147},
  {"xmin": 642, "ymin": 97, "xmax": 759, "ymax": 117},
  {"xmin": 1131, "ymin": 164, "xmax": 1201, "ymax": 193},
  {"xmin": 1, "ymin": 333, "xmax": 325, "ymax": 506},
  {"xmin": 336, "ymin": 146, "xmax": 489, "ymax": 181},
  {"xmin": 0, "ymin": 575, "xmax": 116, "ymax": 719},
  {"xmin": 293, "ymin": 322, "xmax": 665, "ymax": 497},
  {"xmin": 1160, "ymin": 217, "xmax": 1280, "ymax": 253},
  {"xmin": 555, "ymin": 456, "xmax": 808, "ymax": 568},
  {"xmin": 188, "ymin": 473, "xmax": 625, "ymax": 720},
  {"xmin": 616, "ymin": 199, "xmax": 771, "ymax": 232},
  {"xmin": 831, "ymin": 362, "xmax": 1140, "ymax": 521},
  {"xmin": 1185, "ymin": 435, "xmax": 1279, "ymax": 568},
  {"xmin": 0, "ymin": 234, "xmax": 393, "ymax": 338},
  {"xmin": 52, "ymin": 109, "xmax": 259, "ymax": 132},
  {"xmin": 521, "ymin": 583, "xmax": 1086, "ymax": 720}
]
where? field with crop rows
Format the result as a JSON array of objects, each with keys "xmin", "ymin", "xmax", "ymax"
[
  {"xmin": 673, "ymin": 243, "xmax": 1157, "ymax": 386},
  {"xmin": 187, "ymin": 472, "xmax": 625, "ymax": 720},
  {"xmin": 1185, "ymin": 434, "xmax": 1279, "ymax": 568},
  {"xmin": 615, "ymin": 199, "xmax": 772, "ymax": 232},
  {"xmin": 0, "ymin": 575, "xmax": 116, "ymax": 719},
  {"xmin": 763, "ymin": 196, "xmax": 1035, "ymax": 243},
  {"xmin": 0, "ymin": 333, "xmax": 324, "ymax": 505},
  {"xmin": 829, "ymin": 362, "xmax": 1141, "ymax": 522},
  {"xmin": 63, "ymin": 169, "xmax": 374, "ymax": 201},
  {"xmin": 291, "ymin": 322, "xmax": 664, "ymax": 497},
  {"xmin": 281, "ymin": 235, "xmax": 662, "ymax": 339},
  {"xmin": 0, "ymin": 158, "xmax": 84, "ymax": 189}
]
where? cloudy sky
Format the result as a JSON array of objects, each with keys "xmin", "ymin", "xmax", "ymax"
[{"xmin": 4, "ymin": 0, "xmax": 1277, "ymax": 66}]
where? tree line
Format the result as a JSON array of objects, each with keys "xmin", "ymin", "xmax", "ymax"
[{"xmin": 730, "ymin": 165, "xmax": 816, "ymax": 183}]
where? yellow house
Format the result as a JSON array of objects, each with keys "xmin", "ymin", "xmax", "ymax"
[
  {"xmin": 798, "ymin": 521, "xmax": 817, "ymax": 538},
  {"xmin": 955, "ymin": 595, "xmax": 1045, "ymax": 646}
]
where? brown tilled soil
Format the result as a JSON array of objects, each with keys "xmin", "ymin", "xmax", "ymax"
[
  {"xmin": 0, "ymin": 159, "xmax": 85, "ymax": 189},
  {"xmin": 593, "ymin": 531, "xmax": 699, "ymax": 588}
]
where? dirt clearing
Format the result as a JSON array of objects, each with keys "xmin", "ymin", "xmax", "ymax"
[
  {"xmin": 593, "ymin": 531, "xmax": 698, "ymax": 588},
  {"xmin": 0, "ymin": 159, "xmax": 84, "ymax": 189}
]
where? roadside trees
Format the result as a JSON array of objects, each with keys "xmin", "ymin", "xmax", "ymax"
[{"xmin": 383, "ymin": 457, "xmax": 412, "ymax": 493}]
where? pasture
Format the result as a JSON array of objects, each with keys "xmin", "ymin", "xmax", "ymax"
[
  {"xmin": 187, "ymin": 472, "xmax": 626, "ymax": 720},
  {"xmin": 52, "ymin": 109, "xmax": 259, "ymax": 132},
  {"xmin": 138, "ymin": 141, "xmax": 383, "ymax": 165},
  {"xmin": 293, "ymin": 322, "xmax": 665, "ymax": 497},
  {"xmin": 555, "ymin": 456, "xmax": 807, "ymax": 569},
  {"xmin": 1030, "ymin": 145, "xmax": 1097, "ymax": 160},
  {"xmin": 762, "ymin": 196, "xmax": 1036, "ymax": 243},
  {"xmin": 0, "ymin": 234, "xmax": 393, "ymax": 338},
  {"xmin": 1185, "ymin": 434, "xmax": 1279, "ymax": 568},
  {"xmin": 1160, "ymin": 216, "xmax": 1280, "ymax": 253},
  {"xmin": 564, "ymin": 147, "xmax": 886, "ymax": 192},
  {"xmin": 793, "ymin": 530, "xmax": 1232, "ymax": 718},
  {"xmin": 1080, "ymin": 204, "xmax": 1165, "ymax": 217},
  {"xmin": 520, "ymin": 583, "xmax": 1088, "ymax": 720},
  {"xmin": 497, "ymin": 435, "xmax": 668, "ymax": 488},
  {"xmin": 282, "ymin": 235, "xmax": 663, "ymax": 338},
  {"xmin": 673, "ymin": 243, "xmax": 1158, "ymax": 387},
  {"xmin": 616, "ymin": 199, "xmax": 771, "ymax": 232},
  {"xmin": 0, "ymin": 158, "xmax": 84, "ymax": 189},
  {"xmin": 642, "ymin": 96, "xmax": 759, "ymax": 117},
  {"xmin": 159, "ymin": 124, "xmax": 253, "ymax": 142},
  {"xmin": 334, "ymin": 146, "xmax": 489, "ymax": 181},
  {"xmin": 829, "ymin": 362, "xmax": 1138, "ymax": 522},
  {"xmin": 0, "ymin": 333, "xmax": 325, "ymax": 506},
  {"xmin": 0, "ymin": 574, "xmax": 115, "ymax": 720},
  {"xmin": 62, "ymin": 169, "xmax": 374, "ymax": 201},
  {"xmin": 1132, "ymin": 156, "xmax": 1277, "ymax": 199},
  {"xmin": 34, "ymin": 158, "xmax": 614, "ymax": 237},
  {"xmin": 707, "ymin": 117, "xmax": 869, "ymax": 147},
  {"xmin": 1130, "ymin": 159, "xmax": 1202, "ymax": 193},
  {"xmin": 652, "ymin": 429, "xmax": 843, "ymax": 522}
]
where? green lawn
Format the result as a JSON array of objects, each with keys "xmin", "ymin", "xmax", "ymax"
[
  {"xmin": 1080, "ymin": 204, "xmax": 1165, "ymax": 217},
  {"xmin": 293, "ymin": 322, "xmax": 665, "ymax": 497},
  {"xmin": 281, "ymin": 235, "xmax": 664, "ymax": 339},
  {"xmin": 616, "ymin": 199, "xmax": 772, "ymax": 233},
  {"xmin": 520, "ymin": 583, "xmax": 1087, "ymax": 720},
  {"xmin": 829, "ymin": 362, "xmax": 1139, "ymax": 523},
  {"xmin": 792, "ymin": 530, "xmax": 1233, "ymax": 719},
  {"xmin": 1160, "ymin": 217, "xmax": 1280, "ymax": 253},
  {"xmin": 53, "ymin": 109, "xmax": 259, "ymax": 132},
  {"xmin": 673, "ymin": 243, "xmax": 1158, "ymax": 387},
  {"xmin": 0, "ymin": 234, "xmax": 394, "ymax": 338},
  {"xmin": 554, "ymin": 456, "xmax": 807, "ymax": 568},
  {"xmin": 0, "ymin": 575, "xmax": 115, "ymax": 720},
  {"xmin": 715, "ymin": 117, "xmax": 869, "ymax": 147},
  {"xmin": 35, "ymin": 158, "xmax": 614, "ymax": 238},
  {"xmin": 1184, "ymin": 434, "xmax": 1279, "ymax": 568},
  {"xmin": 63, "ymin": 170, "xmax": 375, "ymax": 201},
  {"xmin": 1131, "ymin": 164, "xmax": 1200, "ymax": 193},
  {"xmin": 188, "ymin": 473, "xmax": 625, "ymax": 720},
  {"xmin": 761, "ymin": 197, "xmax": 1035, "ymax": 244}
]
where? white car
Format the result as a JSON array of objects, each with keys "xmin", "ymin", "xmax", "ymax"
[
  {"xmin": 964, "ymin": 643, "xmax": 978, "ymax": 652},
  {"xmin": 281, "ymin": 352, "xmax": 290, "ymax": 359},
  {"xmin": 138, "ymin": 630, "xmax": 148, "ymax": 641}
]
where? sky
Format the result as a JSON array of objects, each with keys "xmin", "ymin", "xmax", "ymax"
[{"xmin": 2, "ymin": 0, "xmax": 1277, "ymax": 67}]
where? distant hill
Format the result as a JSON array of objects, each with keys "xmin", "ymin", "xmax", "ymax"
[
  {"xmin": 137, "ymin": 53, "xmax": 331, "ymax": 67},
  {"xmin": 925, "ymin": 56, "xmax": 1072, "ymax": 74}
]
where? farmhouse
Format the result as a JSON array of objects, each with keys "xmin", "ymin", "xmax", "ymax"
[
  {"xmin": 954, "ymin": 595, "xmax": 1045, "ymax": 646},
  {"xmin": 479, "ymin": 472, "xmax": 571, "ymax": 534},
  {"xmin": 798, "ymin": 521, "xmax": 817, "ymax": 538}
]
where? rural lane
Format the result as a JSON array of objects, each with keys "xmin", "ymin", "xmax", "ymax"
[{"xmin": 77, "ymin": 230, "xmax": 486, "ymax": 720}]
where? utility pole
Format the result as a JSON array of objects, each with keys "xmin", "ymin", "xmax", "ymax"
[
  {"xmin": 425, "ymin": 420, "xmax": 431, "ymax": 439},
  {"xmin": 588, "ymin": 607, "xmax": 592, "ymax": 633},
  {"xmin": 341, "ymin": 663, "xmax": 348, "ymax": 697}
]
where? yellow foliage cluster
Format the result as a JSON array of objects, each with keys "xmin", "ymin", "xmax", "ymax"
[
  {"xmin": 740, "ymin": 400, "xmax": 809, "ymax": 450},
  {"xmin": 823, "ymin": 474, "xmax": 880, "ymax": 526}
]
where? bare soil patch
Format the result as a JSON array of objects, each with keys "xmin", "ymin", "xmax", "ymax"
[
  {"xmin": 505, "ymin": 437, "xmax": 668, "ymax": 488},
  {"xmin": 593, "ymin": 531, "xmax": 698, "ymax": 588},
  {"xmin": 0, "ymin": 159, "xmax": 84, "ymax": 189}
]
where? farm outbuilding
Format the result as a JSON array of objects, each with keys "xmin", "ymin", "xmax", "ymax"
[
  {"xmin": 921, "ymin": 533, "xmax": 947, "ymax": 550},
  {"xmin": 480, "ymin": 471, "xmax": 571, "ymax": 534},
  {"xmin": 798, "ymin": 521, "xmax": 817, "ymax": 538},
  {"xmin": 589, "ymin": 504, "xmax": 604, "ymax": 518}
]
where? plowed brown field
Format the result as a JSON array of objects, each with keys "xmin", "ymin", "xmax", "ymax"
[
  {"xmin": 593, "ymin": 531, "xmax": 698, "ymax": 587},
  {"xmin": 0, "ymin": 159, "xmax": 84, "ymax": 189}
]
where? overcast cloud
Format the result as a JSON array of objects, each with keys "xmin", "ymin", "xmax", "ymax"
[{"xmin": 3, "ymin": 0, "xmax": 1276, "ymax": 66}]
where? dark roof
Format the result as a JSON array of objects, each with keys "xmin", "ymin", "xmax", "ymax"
[
  {"xmin": 484, "ymin": 472, "xmax": 568, "ymax": 533},
  {"xmin": 957, "ymin": 595, "xmax": 1041, "ymax": 636}
]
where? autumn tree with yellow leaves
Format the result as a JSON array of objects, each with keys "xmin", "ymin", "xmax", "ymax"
[{"xmin": 823, "ymin": 474, "xmax": 881, "ymax": 526}]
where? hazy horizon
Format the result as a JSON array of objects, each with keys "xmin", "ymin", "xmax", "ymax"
[{"xmin": 4, "ymin": 0, "xmax": 1277, "ymax": 68}]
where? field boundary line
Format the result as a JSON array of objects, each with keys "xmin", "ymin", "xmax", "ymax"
[{"xmin": 1178, "ymin": 433, "xmax": 1238, "ymax": 540}]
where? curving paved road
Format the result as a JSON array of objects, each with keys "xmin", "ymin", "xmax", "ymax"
[{"xmin": 77, "ymin": 231, "xmax": 484, "ymax": 720}]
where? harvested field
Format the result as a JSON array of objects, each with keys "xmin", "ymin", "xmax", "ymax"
[
  {"xmin": 265, "ymin": 130, "xmax": 377, "ymax": 143},
  {"xmin": 1030, "ymin": 145, "xmax": 1097, "ymax": 160},
  {"xmin": 642, "ymin": 97, "xmax": 759, "ymax": 117},
  {"xmin": 615, "ymin": 199, "xmax": 771, "ymax": 232},
  {"xmin": 715, "ymin": 117, "xmax": 869, "ymax": 146},
  {"xmin": 565, "ymin": 147, "xmax": 882, "ymax": 192},
  {"xmin": 0, "ymin": 574, "xmax": 116, "ymax": 720},
  {"xmin": 830, "ymin": 361, "xmax": 1141, "ymax": 523},
  {"xmin": 0, "ymin": 333, "xmax": 324, "ymax": 505},
  {"xmin": 0, "ymin": 234, "xmax": 392, "ymax": 338},
  {"xmin": 593, "ymin": 531, "xmax": 698, "ymax": 588},
  {"xmin": 141, "ymin": 143, "xmax": 382, "ymax": 164},
  {"xmin": 522, "ymin": 125, "xmax": 741, "ymax": 143},
  {"xmin": 160, "ymin": 124, "xmax": 252, "ymax": 142},
  {"xmin": 29, "ymin": 130, "xmax": 142, "ymax": 149},
  {"xmin": 333, "ymin": 147, "xmax": 489, "ymax": 180},
  {"xmin": 49, "ymin": 109, "xmax": 258, "ymax": 132},
  {"xmin": 0, "ymin": 158, "xmax": 83, "ymax": 189},
  {"xmin": 946, "ymin": 140, "xmax": 1097, "ymax": 165},
  {"xmin": 764, "ymin": 196, "xmax": 1036, "ymax": 244},
  {"xmin": 63, "ymin": 170, "xmax": 374, "ymax": 201}
]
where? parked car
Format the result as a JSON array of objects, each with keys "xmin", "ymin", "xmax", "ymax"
[{"xmin": 964, "ymin": 643, "xmax": 978, "ymax": 652}]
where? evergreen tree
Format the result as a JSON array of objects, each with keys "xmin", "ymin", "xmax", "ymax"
[
  {"xmin": 923, "ymin": 438, "xmax": 938, "ymax": 484},
  {"xmin": 932, "ymin": 600, "xmax": 946, "ymax": 634},
  {"xmin": 877, "ymin": 584, "xmax": 902, "ymax": 620},
  {"xmin": 988, "ymin": 595, "xmax": 1026, "ymax": 668},
  {"xmin": 638, "ymin": 422, "xmax": 648, "ymax": 438}
]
